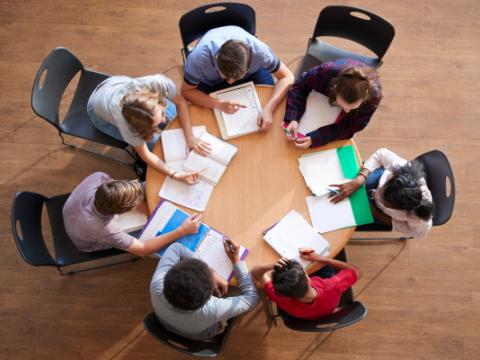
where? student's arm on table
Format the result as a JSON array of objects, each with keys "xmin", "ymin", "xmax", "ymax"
[
  {"xmin": 134, "ymin": 143, "xmax": 198, "ymax": 184},
  {"xmin": 172, "ymin": 93, "xmax": 212, "ymax": 156},
  {"xmin": 127, "ymin": 213, "xmax": 202, "ymax": 257},
  {"xmin": 258, "ymin": 62, "xmax": 294, "ymax": 131},
  {"xmin": 299, "ymin": 248, "xmax": 362, "ymax": 280}
]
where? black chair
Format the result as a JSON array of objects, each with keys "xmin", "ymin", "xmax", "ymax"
[
  {"xmin": 144, "ymin": 313, "xmax": 236, "ymax": 358},
  {"xmin": 353, "ymin": 150, "xmax": 455, "ymax": 240},
  {"xmin": 11, "ymin": 191, "xmax": 137, "ymax": 275},
  {"xmin": 32, "ymin": 47, "xmax": 134, "ymax": 164},
  {"xmin": 296, "ymin": 5, "xmax": 395, "ymax": 77},
  {"xmin": 179, "ymin": 2, "xmax": 256, "ymax": 63},
  {"xmin": 268, "ymin": 249, "xmax": 367, "ymax": 332}
]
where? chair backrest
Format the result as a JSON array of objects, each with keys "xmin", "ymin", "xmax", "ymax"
[
  {"xmin": 11, "ymin": 192, "xmax": 56, "ymax": 267},
  {"xmin": 278, "ymin": 301, "xmax": 367, "ymax": 332},
  {"xmin": 312, "ymin": 6, "xmax": 395, "ymax": 61},
  {"xmin": 31, "ymin": 47, "xmax": 84, "ymax": 129},
  {"xmin": 415, "ymin": 150, "xmax": 455, "ymax": 226},
  {"xmin": 144, "ymin": 312, "xmax": 234, "ymax": 357},
  {"xmin": 179, "ymin": 2, "xmax": 256, "ymax": 59}
]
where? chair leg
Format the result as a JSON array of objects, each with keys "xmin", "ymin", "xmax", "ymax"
[
  {"xmin": 58, "ymin": 132, "xmax": 134, "ymax": 166},
  {"xmin": 56, "ymin": 257, "xmax": 139, "ymax": 276},
  {"xmin": 350, "ymin": 236, "xmax": 413, "ymax": 241}
]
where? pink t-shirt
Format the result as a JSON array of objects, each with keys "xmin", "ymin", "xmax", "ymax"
[
  {"xmin": 264, "ymin": 269, "xmax": 357, "ymax": 320},
  {"xmin": 62, "ymin": 172, "xmax": 134, "ymax": 252}
]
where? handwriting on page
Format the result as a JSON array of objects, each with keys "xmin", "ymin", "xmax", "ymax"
[{"xmin": 219, "ymin": 87, "xmax": 260, "ymax": 137}]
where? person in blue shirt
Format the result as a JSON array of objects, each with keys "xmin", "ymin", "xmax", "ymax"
[{"xmin": 181, "ymin": 26, "xmax": 294, "ymax": 131}]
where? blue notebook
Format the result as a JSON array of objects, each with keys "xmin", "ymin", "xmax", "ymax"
[{"xmin": 155, "ymin": 209, "xmax": 210, "ymax": 256}]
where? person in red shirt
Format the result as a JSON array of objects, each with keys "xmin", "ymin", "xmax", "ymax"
[{"xmin": 251, "ymin": 248, "xmax": 361, "ymax": 320}]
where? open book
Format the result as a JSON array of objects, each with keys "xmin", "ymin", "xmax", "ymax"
[
  {"xmin": 139, "ymin": 200, "xmax": 248, "ymax": 281},
  {"xmin": 211, "ymin": 81, "xmax": 262, "ymax": 140},
  {"xmin": 159, "ymin": 126, "xmax": 237, "ymax": 210},
  {"xmin": 263, "ymin": 210, "xmax": 330, "ymax": 267}
]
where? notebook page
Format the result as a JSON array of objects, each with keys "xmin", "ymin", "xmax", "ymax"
[
  {"xmin": 306, "ymin": 195, "xmax": 356, "ymax": 233},
  {"xmin": 196, "ymin": 229, "xmax": 248, "ymax": 281},
  {"xmin": 264, "ymin": 210, "xmax": 330, "ymax": 267},
  {"xmin": 200, "ymin": 132, "xmax": 238, "ymax": 166},
  {"xmin": 297, "ymin": 91, "xmax": 341, "ymax": 136},
  {"xmin": 116, "ymin": 209, "xmax": 148, "ymax": 233},
  {"xmin": 183, "ymin": 151, "xmax": 226, "ymax": 185},
  {"xmin": 159, "ymin": 161, "xmax": 214, "ymax": 212},
  {"xmin": 139, "ymin": 201, "xmax": 177, "ymax": 242},
  {"xmin": 161, "ymin": 126, "xmax": 206, "ymax": 162},
  {"xmin": 298, "ymin": 149, "xmax": 348, "ymax": 196},
  {"xmin": 216, "ymin": 83, "xmax": 261, "ymax": 137}
]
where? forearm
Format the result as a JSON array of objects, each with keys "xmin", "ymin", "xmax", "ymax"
[
  {"xmin": 175, "ymin": 96, "xmax": 194, "ymax": 140},
  {"xmin": 136, "ymin": 147, "xmax": 172, "ymax": 176},
  {"xmin": 143, "ymin": 228, "xmax": 185, "ymax": 256},
  {"xmin": 251, "ymin": 264, "xmax": 274, "ymax": 282},
  {"xmin": 263, "ymin": 76, "xmax": 293, "ymax": 114},
  {"xmin": 182, "ymin": 87, "xmax": 220, "ymax": 109}
]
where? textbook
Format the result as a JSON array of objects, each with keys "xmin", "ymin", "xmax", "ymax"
[
  {"xmin": 299, "ymin": 145, "xmax": 373, "ymax": 233},
  {"xmin": 210, "ymin": 81, "xmax": 262, "ymax": 140},
  {"xmin": 139, "ymin": 200, "xmax": 249, "ymax": 281},
  {"xmin": 159, "ymin": 127, "xmax": 237, "ymax": 210},
  {"xmin": 263, "ymin": 209, "xmax": 330, "ymax": 267}
]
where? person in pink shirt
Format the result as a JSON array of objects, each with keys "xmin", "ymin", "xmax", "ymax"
[{"xmin": 251, "ymin": 248, "xmax": 361, "ymax": 320}]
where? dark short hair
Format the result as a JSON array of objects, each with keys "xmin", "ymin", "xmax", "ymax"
[
  {"xmin": 163, "ymin": 258, "xmax": 213, "ymax": 310},
  {"xmin": 272, "ymin": 259, "xmax": 308, "ymax": 298},
  {"xmin": 216, "ymin": 40, "xmax": 251, "ymax": 81},
  {"xmin": 383, "ymin": 160, "xmax": 434, "ymax": 221}
]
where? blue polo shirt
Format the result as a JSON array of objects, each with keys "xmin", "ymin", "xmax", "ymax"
[{"xmin": 183, "ymin": 26, "xmax": 281, "ymax": 87}]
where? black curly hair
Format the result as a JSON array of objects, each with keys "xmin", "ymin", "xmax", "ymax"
[{"xmin": 272, "ymin": 259, "xmax": 308, "ymax": 298}]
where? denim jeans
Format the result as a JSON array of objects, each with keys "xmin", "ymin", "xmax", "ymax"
[{"xmin": 196, "ymin": 68, "xmax": 275, "ymax": 94}]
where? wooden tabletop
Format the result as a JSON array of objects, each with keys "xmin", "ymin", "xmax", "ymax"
[{"xmin": 146, "ymin": 85, "xmax": 361, "ymax": 272}]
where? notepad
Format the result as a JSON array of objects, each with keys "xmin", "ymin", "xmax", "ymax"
[
  {"xmin": 139, "ymin": 201, "xmax": 248, "ymax": 281},
  {"xmin": 211, "ymin": 81, "xmax": 262, "ymax": 140},
  {"xmin": 300, "ymin": 145, "xmax": 374, "ymax": 233},
  {"xmin": 263, "ymin": 210, "xmax": 330, "ymax": 267},
  {"xmin": 297, "ymin": 91, "xmax": 341, "ymax": 136},
  {"xmin": 160, "ymin": 127, "xmax": 237, "ymax": 210},
  {"xmin": 116, "ymin": 209, "xmax": 148, "ymax": 233}
]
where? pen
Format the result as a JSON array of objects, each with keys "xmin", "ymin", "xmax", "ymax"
[
  {"xmin": 327, "ymin": 187, "xmax": 340, "ymax": 195},
  {"xmin": 225, "ymin": 240, "xmax": 236, "ymax": 255}
]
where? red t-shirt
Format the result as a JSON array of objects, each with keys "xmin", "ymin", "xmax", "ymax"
[{"xmin": 264, "ymin": 268, "xmax": 358, "ymax": 320}]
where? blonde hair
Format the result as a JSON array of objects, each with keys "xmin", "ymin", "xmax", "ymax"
[
  {"xmin": 94, "ymin": 180, "xmax": 144, "ymax": 215},
  {"xmin": 121, "ymin": 90, "xmax": 167, "ymax": 141}
]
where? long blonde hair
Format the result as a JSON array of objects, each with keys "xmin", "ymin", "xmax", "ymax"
[{"xmin": 121, "ymin": 90, "xmax": 166, "ymax": 141}]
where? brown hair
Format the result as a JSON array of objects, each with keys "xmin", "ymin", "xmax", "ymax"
[
  {"xmin": 121, "ymin": 90, "xmax": 167, "ymax": 141},
  {"xmin": 216, "ymin": 40, "xmax": 252, "ymax": 81},
  {"xmin": 94, "ymin": 180, "xmax": 144, "ymax": 215},
  {"xmin": 329, "ymin": 66, "xmax": 379, "ymax": 107}
]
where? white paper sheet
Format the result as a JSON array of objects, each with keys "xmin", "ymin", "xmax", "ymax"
[
  {"xmin": 161, "ymin": 126, "xmax": 206, "ymax": 162},
  {"xmin": 306, "ymin": 195, "xmax": 356, "ymax": 233},
  {"xmin": 183, "ymin": 151, "xmax": 226, "ymax": 185},
  {"xmin": 264, "ymin": 210, "xmax": 330, "ymax": 267},
  {"xmin": 297, "ymin": 91, "xmax": 341, "ymax": 136}
]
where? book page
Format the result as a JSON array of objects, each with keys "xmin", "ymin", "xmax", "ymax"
[
  {"xmin": 183, "ymin": 151, "xmax": 226, "ymax": 185},
  {"xmin": 263, "ymin": 210, "xmax": 330, "ymax": 267},
  {"xmin": 200, "ymin": 132, "xmax": 238, "ymax": 166},
  {"xmin": 214, "ymin": 83, "xmax": 261, "ymax": 138},
  {"xmin": 116, "ymin": 209, "xmax": 148, "ymax": 234},
  {"xmin": 297, "ymin": 91, "xmax": 341, "ymax": 136},
  {"xmin": 139, "ymin": 201, "xmax": 177, "ymax": 242},
  {"xmin": 159, "ymin": 160, "xmax": 214, "ymax": 211},
  {"xmin": 161, "ymin": 126, "xmax": 206, "ymax": 162},
  {"xmin": 306, "ymin": 195, "xmax": 356, "ymax": 233},
  {"xmin": 298, "ymin": 149, "xmax": 348, "ymax": 196},
  {"xmin": 196, "ymin": 229, "xmax": 248, "ymax": 281}
]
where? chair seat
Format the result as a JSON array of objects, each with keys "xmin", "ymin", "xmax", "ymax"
[
  {"xmin": 355, "ymin": 223, "xmax": 393, "ymax": 232},
  {"xmin": 61, "ymin": 109, "xmax": 129, "ymax": 149},
  {"xmin": 297, "ymin": 39, "xmax": 380, "ymax": 77}
]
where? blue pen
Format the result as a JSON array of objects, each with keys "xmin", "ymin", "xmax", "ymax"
[{"xmin": 327, "ymin": 187, "xmax": 340, "ymax": 195}]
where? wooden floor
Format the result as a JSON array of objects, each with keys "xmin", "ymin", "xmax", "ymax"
[{"xmin": 1, "ymin": 0, "xmax": 479, "ymax": 359}]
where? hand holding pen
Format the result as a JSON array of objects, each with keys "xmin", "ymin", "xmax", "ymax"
[
  {"xmin": 328, "ymin": 178, "xmax": 364, "ymax": 203},
  {"xmin": 223, "ymin": 237, "xmax": 240, "ymax": 264}
]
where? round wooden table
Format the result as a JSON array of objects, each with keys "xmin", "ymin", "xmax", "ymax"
[{"xmin": 146, "ymin": 85, "xmax": 361, "ymax": 272}]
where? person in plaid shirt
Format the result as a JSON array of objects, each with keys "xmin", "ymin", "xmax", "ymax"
[{"xmin": 283, "ymin": 59, "xmax": 382, "ymax": 148}]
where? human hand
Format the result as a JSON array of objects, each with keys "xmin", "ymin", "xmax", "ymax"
[
  {"xmin": 294, "ymin": 136, "xmax": 312, "ymax": 149},
  {"xmin": 299, "ymin": 247, "xmax": 318, "ymax": 261},
  {"xmin": 273, "ymin": 258, "xmax": 291, "ymax": 271},
  {"xmin": 223, "ymin": 237, "xmax": 240, "ymax": 264},
  {"xmin": 329, "ymin": 177, "xmax": 364, "ymax": 203},
  {"xmin": 218, "ymin": 100, "xmax": 247, "ymax": 114},
  {"xmin": 178, "ymin": 213, "xmax": 202, "ymax": 235},
  {"xmin": 173, "ymin": 171, "xmax": 198, "ymax": 185},
  {"xmin": 212, "ymin": 271, "xmax": 229, "ymax": 297},
  {"xmin": 187, "ymin": 136, "xmax": 212, "ymax": 157},
  {"xmin": 285, "ymin": 121, "xmax": 299, "ymax": 140},
  {"xmin": 257, "ymin": 109, "xmax": 273, "ymax": 131}
]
